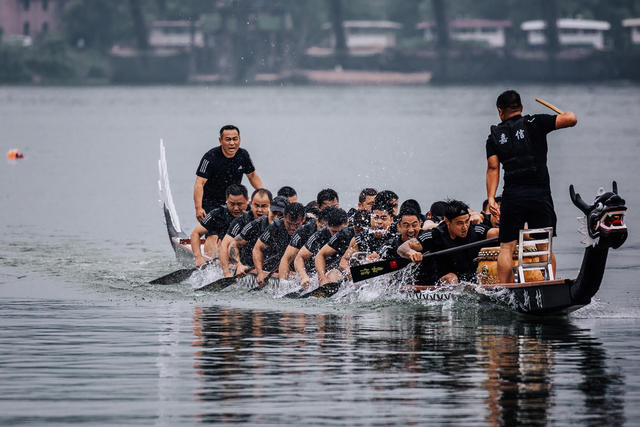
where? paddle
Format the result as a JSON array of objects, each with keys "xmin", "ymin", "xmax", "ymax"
[
  {"xmin": 283, "ymin": 281, "xmax": 342, "ymax": 299},
  {"xmin": 535, "ymin": 98, "xmax": 564, "ymax": 114},
  {"xmin": 248, "ymin": 263, "xmax": 280, "ymax": 292},
  {"xmin": 149, "ymin": 258, "xmax": 217, "ymax": 285},
  {"xmin": 195, "ymin": 267, "xmax": 256, "ymax": 292},
  {"xmin": 350, "ymin": 237, "xmax": 499, "ymax": 283}
]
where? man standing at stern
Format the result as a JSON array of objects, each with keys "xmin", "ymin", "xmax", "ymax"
[
  {"xmin": 486, "ymin": 90, "xmax": 577, "ymax": 283},
  {"xmin": 194, "ymin": 125, "xmax": 263, "ymax": 221}
]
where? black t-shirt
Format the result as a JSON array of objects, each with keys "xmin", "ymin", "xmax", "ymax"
[
  {"xmin": 302, "ymin": 227, "xmax": 338, "ymax": 272},
  {"xmin": 417, "ymin": 222, "xmax": 490, "ymax": 281},
  {"xmin": 226, "ymin": 211, "xmax": 255, "ymax": 238},
  {"xmin": 200, "ymin": 206, "xmax": 239, "ymax": 239},
  {"xmin": 259, "ymin": 219, "xmax": 294, "ymax": 270},
  {"xmin": 237, "ymin": 216, "xmax": 270, "ymax": 266},
  {"xmin": 355, "ymin": 230, "xmax": 389, "ymax": 254},
  {"xmin": 289, "ymin": 219, "xmax": 317, "ymax": 250},
  {"xmin": 486, "ymin": 114, "xmax": 556, "ymax": 198},
  {"xmin": 196, "ymin": 146, "xmax": 255, "ymax": 208},
  {"xmin": 327, "ymin": 227, "xmax": 355, "ymax": 256},
  {"xmin": 380, "ymin": 232, "xmax": 436, "ymax": 285},
  {"xmin": 380, "ymin": 233, "xmax": 402, "ymax": 259}
]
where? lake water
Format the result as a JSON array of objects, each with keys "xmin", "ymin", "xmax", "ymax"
[{"xmin": 1, "ymin": 84, "xmax": 639, "ymax": 425}]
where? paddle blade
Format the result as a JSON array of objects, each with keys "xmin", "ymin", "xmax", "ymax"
[
  {"xmin": 149, "ymin": 267, "xmax": 196, "ymax": 285},
  {"xmin": 197, "ymin": 276, "xmax": 237, "ymax": 292},
  {"xmin": 350, "ymin": 258, "xmax": 411, "ymax": 283},
  {"xmin": 297, "ymin": 281, "xmax": 342, "ymax": 299}
]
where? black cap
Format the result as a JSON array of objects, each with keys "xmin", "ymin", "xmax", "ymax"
[{"xmin": 270, "ymin": 196, "xmax": 289, "ymax": 213}]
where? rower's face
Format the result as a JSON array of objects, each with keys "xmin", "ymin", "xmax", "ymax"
[
  {"xmin": 358, "ymin": 195, "xmax": 376, "ymax": 211},
  {"xmin": 446, "ymin": 214, "xmax": 470, "ymax": 238},
  {"xmin": 319, "ymin": 198, "xmax": 339, "ymax": 210},
  {"xmin": 219, "ymin": 129, "xmax": 240, "ymax": 157},
  {"xmin": 251, "ymin": 193, "xmax": 270, "ymax": 218},
  {"xmin": 371, "ymin": 209, "xmax": 392, "ymax": 235},
  {"xmin": 226, "ymin": 194, "xmax": 248, "ymax": 217},
  {"xmin": 284, "ymin": 215, "xmax": 305, "ymax": 235},
  {"xmin": 286, "ymin": 195, "xmax": 298, "ymax": 203},
  {"xmin": 328, "ymin": 223, "xmax": 346, "ymax": 236},
  {"xmin": 317, "ymin": 219, "xmax": 328, "ymax": 230},
  {"xmin": 398, "ymin": 215, "xmax": 421, "ymax": 240},
  {"xmin": 390, "ymin": 198, "xmax": 399, "ymax": 216}
]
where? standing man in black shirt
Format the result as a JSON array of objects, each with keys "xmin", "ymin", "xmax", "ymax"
[
  {"xmin": 486, "ymin": 90, "xmax": 577, "ymax": 283},
  {"xmin": 194, "ymin": 125, "xmax": 264, "ymax": 221}
]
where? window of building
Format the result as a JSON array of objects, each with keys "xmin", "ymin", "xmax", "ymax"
[
  {"xmin": 23, "ymin": 0, "xmax": 30, "ymax": 11},
  {"xmin": 42, "ymin": 21, "xmax": 49, "ymax": 33},
  {"xmin": 23, "ymin": 21, "xmax": 30, "ymax": 36},
  {"xmin": 43, "ymin": 0, "xmax": 49, "ymax": 11}
]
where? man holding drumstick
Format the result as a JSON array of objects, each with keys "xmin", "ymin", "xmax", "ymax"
[{"xmin": 485, "ymin": 90, "xmax": 577, "ymax": 283}]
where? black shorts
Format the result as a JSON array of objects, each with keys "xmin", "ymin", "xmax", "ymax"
[{"xmin": 499, "ymin": 195, "xmax": 557, "ymax": 243}]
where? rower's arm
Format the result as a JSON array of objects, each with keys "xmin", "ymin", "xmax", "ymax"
[
  {"xmin": 339, "ymin": 238, "xmax": 358, "ymax": 271},
  {"xmin": 555, "ymin": 111, "xmax": 578, "ymax": 129},
  {"xmin": 190, "ymin": 224, "xmax": 208, "ymax": 266},
  {"xmin": 219, "ymin": 234, "xmax": 234, "ymax": 277},
  {"xmin": 486, "ymin": 154, "xmax": 501, "ymax": 217},
  {"xmin": 398, "ymin": 238, "xmax": 424, "ymax": 263},
  {"xmin": 294, "ymin": 247, "xmax": 313, "ymax": 285},
  {"xmin": 194, "ymin": 176, "xmax": 208, "ymax": 221},
  {"xmin": 278, "ymin": 246, "xmax": 299, "ymax": 279},
  {"xmin": 315, "ymin": 244, "xmax": 337, "ymax": 285},
  {"xmin": 252, "ymin": 239, "xmax": 267, "ymax": 276},
  {"xmin": 246, "ymin": 171, "xmax": 264, "ymax": 190}
]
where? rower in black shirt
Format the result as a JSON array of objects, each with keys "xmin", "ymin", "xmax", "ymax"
[
  {"xmin": 190, "ymin": 184, "xmax": 249, "ymax": 267},
  {"xmin": 219, "ymin": 188, "xmax": 272, "ymax": 277},
  {"xmin": 315, "ymin": 210, "xmax": 369, "ymax": 285},
  {"xmin": 486, "ymin": 90, "xmax": 577, "ymax": 283},
  {"xmin": 398, "ymin": 200, "xmax": 499, "ymax": 284},
  {"xmin": 253, "ymin": 202, "xmax": 306, "ymax": 286},
  {"xmin": 277, "ymin": 186, "xmax": 298, "ymax": 203},
  {"xmin": 227, "ymin": 195, "xmax": 288, "ymax": 277},
  {"xmin": 277, "ymin": 188, "xmax": 340, "ymax": 278},
  {"xmin": 194, "ymin": 125, "xmax": 263, "ymax": 221},
  {"xmin": 342, "ymin": 199, "xmax": 394, "ymax": 264},
  {"xmin": 294, "ymin": 208, "xmax": 348, "ymax": 289},
  {"xmin": 346, "ymin": 188, "xmax": 377, "ymax": 223}
]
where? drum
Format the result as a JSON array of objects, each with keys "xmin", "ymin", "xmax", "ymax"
[{"xmin": 476, "ymin": 246, "xmax": 544, "ymax": 284}]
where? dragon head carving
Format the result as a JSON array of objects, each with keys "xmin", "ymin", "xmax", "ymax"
[{"xmin": 570, "ymin": 181, "xmax": 627, "ymax": 249}]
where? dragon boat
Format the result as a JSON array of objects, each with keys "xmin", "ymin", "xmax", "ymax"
[{"xmin": 157, "ymin": 142, "xmax": 628, "ymax": 315}]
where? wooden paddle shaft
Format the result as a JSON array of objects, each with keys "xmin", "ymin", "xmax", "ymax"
[{"xmin": 535, "ymin": 98, "xmax": 564, "ymax": 114}]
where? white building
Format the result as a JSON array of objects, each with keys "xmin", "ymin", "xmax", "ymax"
[
  {"xmin": 324, "ymin": 20, "xmax": 402, "ymax": 51},
  {"xmin": 521, "ymin": 19, "xmax": 610, "ymax": 50},
  {"xmin": 149, "ymin": 21, "xmax": 204, "ymax": 49},
  {"xmin": 417, "ymin": 19, "xmax": 511, "ymax": 48},
  {"xmin": 622, "ymin": 18, "xmax": 640, "ymax": 44}
]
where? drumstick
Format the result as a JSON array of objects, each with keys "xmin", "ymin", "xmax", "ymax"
[{"xmin": 535, "ymin": 98, "xmax": 564, "ymax": 114}]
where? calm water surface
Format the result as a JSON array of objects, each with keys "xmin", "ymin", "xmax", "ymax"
[{"xmin": 1, "ymin": 85, "xmax": 639, "ymax": 425}]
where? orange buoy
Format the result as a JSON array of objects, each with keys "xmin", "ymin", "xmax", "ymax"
[{"xmin": 7, "ymin": 149, "xmax": 24, "ymax": 159}]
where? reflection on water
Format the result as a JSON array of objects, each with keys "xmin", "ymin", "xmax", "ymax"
[{"xmin": 189, "ymin": 305, "xmax": 625, "ymax": 425}]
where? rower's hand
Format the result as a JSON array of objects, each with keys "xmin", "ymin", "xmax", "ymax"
[
  {"xmin": 195, "ymin": 255, "xmax": 207, "ymax": 268},
  {"xmin": 236, "ymin": 264, "xmax": 250, "ymax": 278},
  {"xmin": 256, "ymin": 270, "xmax": 267, "ymax": 286},
  {"xmin": 367, "ymin": 252, "xmax": 380, "ymax": 262},
  {"xmin": 196, "ymin": 207, "xmax": 206, "ymax": 222},
  {"xmin": 409, "ymin": 251, "xmax": 423, "ymax": 263},
  {"xmin": 470, "ymin": 211, "xmax": 484, "ymax": 224},
  {"xmin": 319, "ymin": 277, "xmax": 329, "ymax": 286},
  {"xmin": 300, "ymin": 276, "xmax": 310, "ymax": 289},
  {"xmin": 488, "ymin": 198, "xmax": 501, "ymax": 218}
]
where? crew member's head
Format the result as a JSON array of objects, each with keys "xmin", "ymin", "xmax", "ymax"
[
  {"xmin": 269, "ymin": 195, "xmax": 289, "ymax": 221},
  {"xmin": 323, "ymin": 207, "xmax": 349, "ymax": 235},
  {"xmin": 225, "ymin": 184, "xmax": 249, "ymax": 217},
  {"xmin": 304, "ymin": 201, "xmax": 320, "ymax": 221},
  {"xmin": 219, "ymin": 124, "xmax": 241, "ymax": 157},
  {"xmin": 375, "ymin": 190, "xmax": 399, "ymax": 216},
  {"xmin": 370, "ymin": 200, "xmax": 394, "ymax": 237},
  {"xmin": 250, "ymin": 188, "xmax": 272, "ymax": 218},
  {"xmin": 357, "ymin": 188, "xmax": 377, "ymax": 211},
  {"xmin": 283, "ymin": 202, "xmax": 306, "ymax": 235},
  {"xmin": 397, "ymin": 207, "xmax": 422, "ymax": 241},
  {"xmin": 277, "ymin": 186, "xmax": 298, "ymax": 203},
  {"xmin": 400, "ymin": 199, "xmax": 422, "ymax": 219},
  {"xmin": 496, "ymin": 90, "xmax": 523, "ymax": 121},
  {"xmin": 317, "ymin": 188, "xmax": 339, "ymax": 210},
  {"xmin": 427, "ymin": 201, "xmax": 448, "ymax": 222},
  {"xmin": 444, "ymin": 199, "xmax": 471, "ymax": 239}
]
